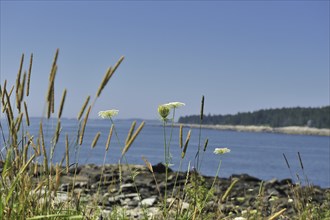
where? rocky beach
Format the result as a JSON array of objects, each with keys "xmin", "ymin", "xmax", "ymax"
[{"xmin": 50, "ymin": 163, "xmax": 329, "ymax": 219}]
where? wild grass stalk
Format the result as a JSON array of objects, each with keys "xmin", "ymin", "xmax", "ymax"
[
  {"xmin": 105, "ymin": 124, "xmax": 114, "ymax": 151},
  {"xmin": 98, "ymin": 117, "xmax": 147, "ymax": 217},
  {"xmin": 15, "ymin": 53, "xmax": 24, "ymax": 96},
  {"xmin": 0, "ymin": 49, "xmax": 127, "ymax": 219},
  {"xmin": 157, "ymin": 102, "xmax": 185, "ymax": 218},
  {"xmin": 195, "ymin": 95, "xmax": 204, "ymax": 172},
  {"xmin": 171, "ymin": 126, "xmax": 189, "ymax": 198},
  {"xmin": 79, "ymin": 105, "xmax": 91, "ymax": 145},
  {"xmin": 26, "ymin": 53, "xmax": 33, "ymax": 96},
  {"xmin": 142, "ymin": 156, "xmax": 162, "ymax": 198},
  {"xmin": 91, "ymin": 132, "xmax": 101, "ymax": 148},
  {"xmin": 198, "ymin": 138, "xmax": 209, "ymax": 171},
  {"xmin": 121, "ymin": 121, "xmax": 145, "ymax": 157},
  {"xmin": 125, "ymin": 120, "xmax": 136, "ymax": 145},
  {"xmin": 77, "ymin": 96, "xmax": 90, "ymax": 121},
  {"xmin": 58, "ymin": 89, "xmax": 67, "ymax": 119},
  {"xmin": 96, "ymin": 56, "xmax": 124, "ymax": 98},
  {"xmin": 65, "ymin": 134, "xmax": 69, "ymax": 174},
  {"xmin": 1, "ymin": 50, "xmax": 327, "ymax": 220},
  {"xmin": 24, "ymin": 101, "xmax": 30, "ymax": 126}
]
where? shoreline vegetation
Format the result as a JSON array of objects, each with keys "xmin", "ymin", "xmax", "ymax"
[
  {"xmin": 177, "ymin": 123, "xmax": 330, "ymax": 136},
  {"xmin": 50, "ymin": 163, "xmax": 330, "ymax": 219},
  {"xmin": 2, "ymin": 50, "xmax": 329, "ymax": 219}
]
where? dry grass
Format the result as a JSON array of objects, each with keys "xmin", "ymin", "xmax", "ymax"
[{"xmin": 0, "ymin": 50, "xmax": 328, "ymax": 220}]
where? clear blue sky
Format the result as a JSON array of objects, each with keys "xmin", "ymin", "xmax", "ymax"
[{"xmin": 1, "ymin": 1, "xmax": 329, "ymax": 119}]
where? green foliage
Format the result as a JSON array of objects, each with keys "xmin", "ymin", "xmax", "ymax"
[
  {"xmin": 1, "ymin": 51, "xmax": 328, "ymax": 220},
  {"xmin": 0, "ymin": 50, "xmax": 127, "ymax": 219},
  {"xmin": 179, "ymin": 106, "xmax": 330, "ymax": 128},
  {"xmin": 104, "ymin": 206, "xmax": 129, "ymax": 220}
]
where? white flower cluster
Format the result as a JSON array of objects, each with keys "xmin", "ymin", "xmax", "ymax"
[
  {"xmin": 98, "ymin": 109, "xmax": 119, "ymax": 119},
  {"xmin": 213, "ymin": 147, "xmax": 231, "ymax": 155}
]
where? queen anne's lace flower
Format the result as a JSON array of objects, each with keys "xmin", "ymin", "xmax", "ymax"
[
  {"xmin": 158, "ymin": 105, "xmax": 170, "ymax": 120},
  {"xmin": 213, "ymin": 147, "xmax": 231, "ymax": 155},
  {"xmin": 98, "ymin": 110, "xmax": 119, "ymax": 119},
  {"xmin": 163, "ymin": 102, "xmax": 185, "ymax": 109}
]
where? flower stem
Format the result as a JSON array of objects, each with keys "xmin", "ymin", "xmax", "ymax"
[
  {"xmin": 167, "ymin": 108, "xmax": 176, "ymax": 162},
  {"xmin": 162, "ymin": 120, "xmax": 168, "ymax": 218},
  {"xmin": 110, "ymin": 119, "xmax": 145, "ymax": 215},
  {"xmin": 171, "ymin": 157, "xmax": 183, "ymax": 199},
  {"xmin": 200, "ymin": 159, "xmax": 222, "ymax": 216}
]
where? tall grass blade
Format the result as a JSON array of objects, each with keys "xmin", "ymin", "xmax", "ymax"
[
  {"xmin": 27, "ymin": 214, "xmax": 83, "ymax": 219},
  {"xmin": 221, "ymin": 178, "xmax": 239, "ymax": 202},
  {"xmin": 268, "ymin": 208, "xmax": 287, "ymax": 220},
  {"xmin": 6, "ymin": 154, "xmax": 35, "ymax": 204}
]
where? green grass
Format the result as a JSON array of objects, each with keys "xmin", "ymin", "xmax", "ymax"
[{"xmin": 0, "ymin": 50, "xmax": 329, "ymax": 219}]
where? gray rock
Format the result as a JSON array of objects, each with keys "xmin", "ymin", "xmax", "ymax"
[
  {"xmin": 152, "ymin": 163, "xmax": 172, "ymax": 173},
  {"xmin": 127, "ymin": 200, "xmax": 139, "ymax": 207},
  {"xmin": 108, "ymin": 194, "xmax": 125, "ymax": 203},
  {"xmin": 120, "ymin": 183, "xmax": 135, "ymax": 192},
  {"xmin": 141, "ymin": 197, "xmax": 157, "ymax": 207},
  {"xmin": 125, "ymin": 193, "xmax": 139, "ymax": 198}
]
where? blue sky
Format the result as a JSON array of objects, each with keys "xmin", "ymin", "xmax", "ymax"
[{"xmin": 0, "ymin": 1, "xmax": 329, "ymax": 119}]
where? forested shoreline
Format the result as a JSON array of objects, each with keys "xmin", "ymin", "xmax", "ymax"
[{"xmin": 178, "ymin": 106, "xmax": 330, "ymax": 129}]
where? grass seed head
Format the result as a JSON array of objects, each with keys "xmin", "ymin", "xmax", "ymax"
[
  {"xmin": 200, "ymin": 95, "xmax": 205, "ymax": 120},
  {"xmin": 26, "ymin": 53, "xmax": 33, "ymax": 96},
  {"xmin": 79, "ymin": 105, "xmax": 91, "ymax": 145},
  {"xmin": 58, "ymin": 89, "xmax": 67, "ymax": 118},
  {"xmin": 24, "ymin": 101, "xmax": 30, "ymax": 126},
  {"xmin": 77, "ymin": 96, "xmax": 90, "ymax": 120},
  {"xmin": 91, "ymin": 132, "xmax": 101, "ymax": 148},
  {"xmin": 122, "ymin": 121, "xmax": 145, "ymax": 156},
  {"xmin": 105, "ymin": 124, "xmax": 114, "ymax": 151},
  {"xmin": 182, "ymin": 129, "xmax": 191, "ymax": 159}
]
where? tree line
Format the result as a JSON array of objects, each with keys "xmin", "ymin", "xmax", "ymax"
[{"xmin": 178, "ymin": 106, "xmax": 330, "ymax": 129}]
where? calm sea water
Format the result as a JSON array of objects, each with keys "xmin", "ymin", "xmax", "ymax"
[{"xmin": 2, "ymin": 118, "xmax": 329, "ymax": 188}]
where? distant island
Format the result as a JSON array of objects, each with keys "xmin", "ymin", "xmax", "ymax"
[{"xmin": 178, "ymin": 106, "xmax": 330, "ymax": 136}]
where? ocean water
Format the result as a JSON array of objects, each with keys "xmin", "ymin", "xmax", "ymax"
[{"xmin": 1, "ymin": 118, "xmax": 329, "ymax": 188}]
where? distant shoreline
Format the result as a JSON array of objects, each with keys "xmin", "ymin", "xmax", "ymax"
[{"xmin": 177, "ymin": 123, "xmax": 330, "ymax": 136}]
